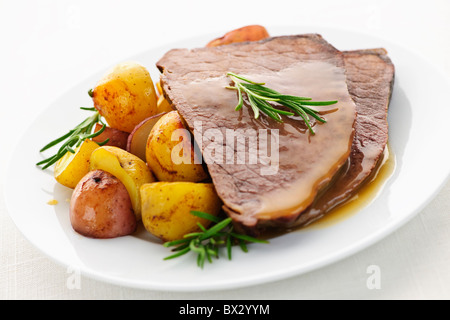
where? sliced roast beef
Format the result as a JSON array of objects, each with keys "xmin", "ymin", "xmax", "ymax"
[
  {"xmin": 157, "ymin": 34, "xmax": 358, "ymax": 233},
  {"xmin": 293, "ymin": 48, "xmax": 395, "ymax": 227}
]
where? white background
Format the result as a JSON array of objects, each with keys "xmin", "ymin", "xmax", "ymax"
[{"xmin": 1, "ymin": 0, "xmax": 449, "ymax": 299}]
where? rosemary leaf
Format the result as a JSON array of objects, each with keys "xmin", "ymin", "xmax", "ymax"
[
  {"xmin": 191, "ymin": 210, "xmax": 222, "ymax": 223},
  {"xmin": 239, "ymin": 239, "xmax": 248, "ymax": 253},
  {"xmin": 163, "ymin": 247, "xmax": 191, "ymax": 260},
  {"xmin": 163, "ymin": 211, "xmax": 269, "ymax": 268},
  {"xmin": 226, "ymin": 234, "xmax": 232, "ymax": 260},
  {"xmin": 226, "ymin": 72, "xmax": 338, "ymax": 134},
  {"xmin": 37, "ymin": 107, "xmax": 108, "ymax": 169}
]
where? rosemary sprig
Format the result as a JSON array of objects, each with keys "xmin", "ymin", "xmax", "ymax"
[
  {"xmin": 36, "ymin": 107, "xmax": 109, "ymax": 170},
  {"xmin": 163, "ymin": 211, "xmax": 269, "ymax": 268},
  {"xmin": 226, "ymin": 71, "xmax": 338, "ymax": 134}
]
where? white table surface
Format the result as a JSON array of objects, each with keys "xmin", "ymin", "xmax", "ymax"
[{"xmin": 1, "ymin": 0, "xmax": 449, "ymax": 300}]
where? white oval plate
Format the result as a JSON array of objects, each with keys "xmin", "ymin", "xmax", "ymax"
[{"xmin": 4, "ymin": 26, "xmax": 450, "ymax": 292}]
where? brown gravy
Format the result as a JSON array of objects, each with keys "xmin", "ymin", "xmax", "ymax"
[
  {"xmin": 260, "ymin": 144, "xmax": 395, "ymax": 239},
  {"xmin": 307, "ymin": 144, "xmax": 395, "ymax": 229}
]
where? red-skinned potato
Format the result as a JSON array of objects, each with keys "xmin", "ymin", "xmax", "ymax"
[
  {"xmin": 92, "ymin": 123, "xmax": 130, "ymax": 150},
  {"xmin": 126, "ymin": 112, "xmax": 168, "ymax": 161},
  {"xmin": 70, "ymin": 170, "xmax": 136, "ymax": 239}
]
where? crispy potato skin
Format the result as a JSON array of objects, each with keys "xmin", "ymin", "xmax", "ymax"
[
  {"xmin": 140, "ymin": 182, "xmax": 222, "ymax": 242},
  {"xmin": 146, "ymin": 111, "xmax": 208, "ymax": 182},
  {"xmin": 54, "ymin": 139, "xmax": 100, "ymax": 189},
  {"xmin": 206, "ymin": 25, "xmax": 270, "ymax": 47},
  {"xmin": 70, "ymin": 170, "xmax": 136, "ymax": 239},
  {"xmin": 93, "ymin": 61, "xmax": 158, "ymax": 133}
]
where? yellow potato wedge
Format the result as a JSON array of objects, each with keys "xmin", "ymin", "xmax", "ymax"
[
  {"xmin": 156, "ymin": 80, "xmax": 163, "ymax": 96},
  {"xmin": 156, "ymin": 94, "xmax": 173, "ymax": 113},
  {"xmin": 90, "ymin": 146, "xmax": 155, "ymax": 220},
  {"xmin": 140, "ymin": 182, "xmax": 222, "ymax": 242},
  {"xmin": 54, "ymin": 139, "xmax": 100, "ymax": 189}
]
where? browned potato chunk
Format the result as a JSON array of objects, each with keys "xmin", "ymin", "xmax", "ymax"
[
  {"xmin": 206, "ymin": 25, "xmax": 270, "ymax": 47},
  {"xmin": 92, "ymin": 61, "xmax": 158, "ymax": 133},
  {"xmin": 70, "ymin": 170, "xmax": 136, "ymax": 238},
  {"xmin": 146, "ymin": 111, "xmax": 208, "ymax": 182}
]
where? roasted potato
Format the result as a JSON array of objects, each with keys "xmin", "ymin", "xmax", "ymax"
[
  {"xmin": 206, "ymin": 25, "xmax": 270, "ymax": 47},
  {"xmin": 156, "ymin": 80, "xmax": 163, "ymax": 96},
  {"xmin": 54, "ymin": 139, "xmax": 100, "ymax": 189},
  {"xmin": 92, "ymin": 61, "xmax": 158, "ymax": 133},
  {"xmin": 140, "ymin": 182, "xmax": 222, "ymax": 241},
  {"xmin": 90, "ymin": 146, "xmax": 155, "ymax": 220},
  {"xmin": 92, "ymin": 123, "xmax": 129, "ymax": 150},
  {"xmin": 70, "ymin": 170, "xmax": 136, "ymax": 238},
  {"xmin": 146, "ymin": 111, "xmax": 208, "ymax": 182},
  {"xmin": 156, "ymin": 94, "xmax": 173, "ymax": 113}
]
